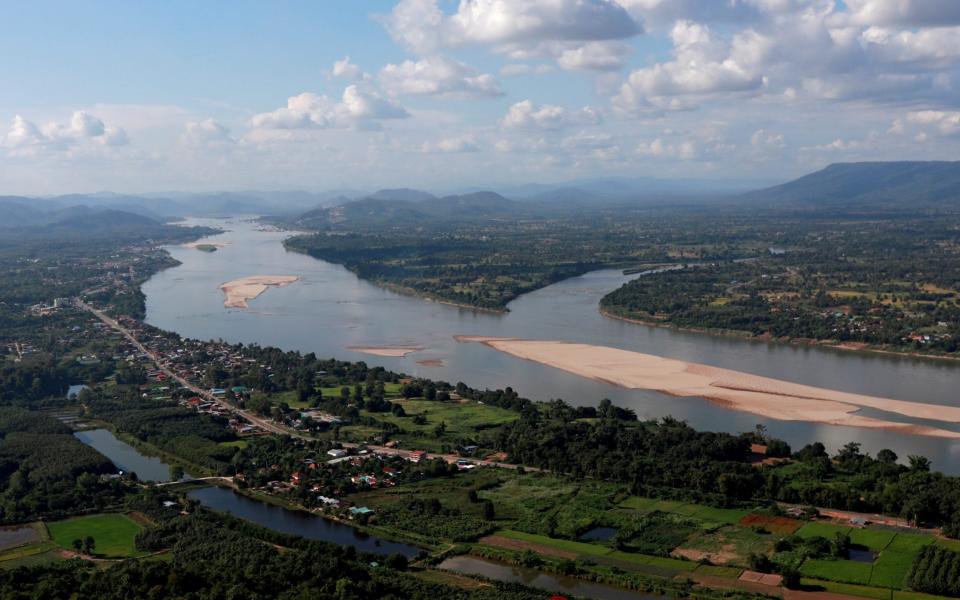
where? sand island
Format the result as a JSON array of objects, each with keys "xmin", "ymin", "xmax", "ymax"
[
  {"xmin": 219, "ymin": 275, "xmax": 300, "ymax": 309},
  {"xmin": 348, "ymin": 345, "xmax": 424, "ymax": 357},
  {"xmin": 183, "ymin": 241, "xmax": 230, "ymax": 251},
  {"xmin": 456, "ymin": 336, "xmax": 960, "ymax": 439}
]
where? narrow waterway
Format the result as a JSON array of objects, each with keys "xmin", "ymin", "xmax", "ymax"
[
  {"xmin": 187, "ymin": 486, "xmax": 420, "ymax": 558},
  {"xmin": 438, "ymin": 555, "xmax": 658, "ymax": 600},
  {"xmin": 74, "ymin": 429, "xmax": 181, "ymax": 482},
  {"xmin": 143, "ymin": 218, "xmax": 960, "ymax": 471}
]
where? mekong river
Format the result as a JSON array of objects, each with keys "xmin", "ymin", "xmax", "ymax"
[{"xmin": 143, "ymin": 218, "xmax": 960, "ymax": 472}]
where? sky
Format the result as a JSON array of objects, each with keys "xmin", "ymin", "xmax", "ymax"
[{"xmin": 1, "ymin": 0, "xmax": 959, "ymax": 195}]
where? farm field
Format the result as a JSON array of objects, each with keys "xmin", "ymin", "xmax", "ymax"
[{"xmin": 47, "ymin": 513, "xmax": 145, "ymax": 558}]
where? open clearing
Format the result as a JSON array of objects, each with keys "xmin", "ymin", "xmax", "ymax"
[{"xmin": 48, "ymin": 513, "xmax": 145, "ymax": 558}]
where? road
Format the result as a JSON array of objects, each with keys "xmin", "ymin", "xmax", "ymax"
[{"xmin": 77, "ymin": 299, "xmax": 532, "ymax": 472}]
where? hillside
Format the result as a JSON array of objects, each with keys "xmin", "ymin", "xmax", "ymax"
[
  {"xmin": 293, "ymin": 191, "xmax": 521, "ymax": 229},
  {"xmin": 741, "ymin": 161, "xmax": 960, "ymax": 209}
]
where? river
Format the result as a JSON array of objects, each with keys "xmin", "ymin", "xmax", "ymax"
[
  {"xmin": 74, "ymin": 429, "xmax": 181, "ymax": 482},
  {"xmin": 187, "ymin": 486, "xmax": 420, "ymax": 558},
  {"xmin": 143, "ymin": 218, "xmax": 960, "ymax": 472},
  {"xmin": 438, "ymin": 555, "xmax": 658, "ymax": 600}
]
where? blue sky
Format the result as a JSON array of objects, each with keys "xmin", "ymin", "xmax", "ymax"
[{"xmin": 1, "ymin": 1, "xmax": 958, "ymax": 194}]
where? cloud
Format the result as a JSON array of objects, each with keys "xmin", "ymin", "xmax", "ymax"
[
  {"xmin": 892, "ymin": 110, "xmax": 960, "ymax": 138},
  {"xmin": 420, "ymin": 134, "xmax": 480, "ymax": 153},
  {"xmin": 251, "ymin": 86, "xmax": 409, "ymax": 131},
  {"xmin": 331, "ymin": 56, "xmax": 363, "ymax": 80},
  {"xmin": 500, "ymin": 63, "xmax": 555, "ymax": 76},
  {"xmin": 501, "ymin": 100, "xmax": 602, "ymax": 130},
  {"xmin": 556, "ymin": 41, "xmax": 631, "ymax": 71},
  {"xmin": 382, "ymin": 0, "xmax": 642, "ymax": 69},
  {"xmin": 379, "ymin": 56, "xmax": 503, "ymax": 98},
  {"xmin": 3, "ymin": 110, "xmax": 128, "ymax": 156},
  {"xmin": 183, "ymin": 119, "xmax": 232, "ymax": 146},
  {"xmin": 614, "ymin": 21, "xmax": 767, "ymax": 113},
  {"xmin": 635, "ymin": 137, "xmax": 698, "ymax": 160},
  {"xmin": 838, "ymin": 0, "xmax": 960, "ymax": 27}
]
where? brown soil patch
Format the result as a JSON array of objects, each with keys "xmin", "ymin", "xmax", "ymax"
[
  {"xmin": 739, "ymin": 514, "xmax": 802, "ymax": 535},
  {"xmin": 417, "ymin": 359, "xmax": 444, "ymax": 367},
  {"xmin": 127, "ymin": 511, "xmax": 155, "ymax": 527},
  {"xmin": 673, "ymin": 547, "xmax": 738, "ymax": 565},
  {"xmin": 740, "ymin": 570, "xmax": 783, "ymax": 586},
  {"xmin": 479, "ymin": 535, "xmax": 577, "ymax": 559}
]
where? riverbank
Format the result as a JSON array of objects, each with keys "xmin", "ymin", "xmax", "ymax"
[
  {"xmin": 457, "ymin": 336, "xmax": 960, "ymax": 439},
  {"xmin": 600, "ymin": 307, "xmax": 960, "ymax": 364}
]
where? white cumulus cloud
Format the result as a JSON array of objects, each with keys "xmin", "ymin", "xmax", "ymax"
[{"xmin": 379, "ymin": 56, "xmax": 503, "ymax": 98}]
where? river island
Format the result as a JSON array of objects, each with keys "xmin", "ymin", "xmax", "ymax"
[{"xmin": 219, "ymin": 275, "xmax": 300, "ymax": 309}]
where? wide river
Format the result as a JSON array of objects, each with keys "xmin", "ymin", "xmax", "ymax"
[{"xmin": 144, "ymin": 218, "xmax": 960, "ymax": 472}]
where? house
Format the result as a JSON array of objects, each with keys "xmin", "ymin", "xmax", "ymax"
[
  {"xmin": 291, "ymin": 471, "xmax": 303, "ymax": 485},
  {"xmin": 327, "ymin": 449, "xmax": 348, "ymax": 458},
  {"xmin": 408, "ymin": 450, "xmax": 427, "ymax": 463},
  {"xmin": 350, "ymin": 506, "xmax": 374, "ymax": 516}
]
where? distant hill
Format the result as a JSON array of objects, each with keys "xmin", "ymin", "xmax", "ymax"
[
  {"xmin": 293, "ymin": 190, "xmax": 520, "ymax": 229},
  {"xmin": 367, "ymin": 188, "xmax": 437, "ymax": 203},
  {"xmin": 740, "ymin": 161, "xmax": 960, "ymax": 208},
  {"xmin": 0, "ymin": 198, "xmax": 163, "ymax": 232}
]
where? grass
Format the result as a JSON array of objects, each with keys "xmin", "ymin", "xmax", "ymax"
[
  {"xmin": 694, "ymin": 564, "xmax": 743, "ymax": 578},
  {"xmin": 48, "ymin": 513, "xmax": 145, "ymax": 558},
  {"xmin": 934, "ymin": 537, "xmax": 960, "ymax": 552},
  {"xmin": 674, "ymin": 524, "xmax": 773, "ymax": 567},
  {"xmin": 869, "ymin": 550, "xmax": 916, "ymax": 589},
  {"xmin": 494, "ymin": 529, "xmax": 611, "ymax": 557},
  {"xmin": 218, "ymin": 440, "xmax": 249, "ymax": 449},
  {"xmin": 618, "ymin": 496, "xmax": 660, "ymax": 510},
  {"xmin": 893, "ymin": 591, "xmax": 957, "ymax": 600},
  {"xmin": 800, "ymin": 558, "xmax": 874, "ymax": 585},
  {"xmin": 850, "ymin": 528, "xmax": 897, "ymax": 551},
  {"xmin": 605, "ymin": 550, "xmax": 697, "ymax": 571},
  {"xmin": 800, "ymin": 578, "xmax": 893, "ymax": 600},
  {"xmin": 797, "ymin": 522, "xmax": 852, "ymax": 540},
  {"xmin": 886, "ymin": 533, "xmax": 934, "ymax": 553}
]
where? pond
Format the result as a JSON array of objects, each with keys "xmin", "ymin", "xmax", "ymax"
[
  {"xmin": 74, "ymin": 429, "xmax": 183, "ymax": 482},
  {"xmin": 437, "ymin": 555, "xmax": 658, "ymax": 600},
  {"xmin": 579, "ymin": 526, "xmax": 618, "ymax": 542},
  {"xmin": 187, "ymin": 486, "xmax": 420, "ymax": 558},
  {"xmin": 849, "ymin": 548, "xmax": 877, "ymax": 563}
]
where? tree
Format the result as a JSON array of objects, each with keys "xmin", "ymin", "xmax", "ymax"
[
  {"xmin": 169, "ymin": 464, "xmax": 185, "ymax": 481},
  {"xmin": 83, "ymin": 536, "xmax": 96, "ymax": 555},
  {"xmin": 72, "ymin": 538, "xmax": 83, "ymax": 553},
  {"xmin": 384, "ymin": 553, "xmax": 408, "ymax": 571},
  {"xmin": 909, "ymin": 455, "xmax": 932, "ymax": 472}
]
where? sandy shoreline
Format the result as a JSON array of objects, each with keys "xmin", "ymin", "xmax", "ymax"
[
  {"xmin": 219, "ymin": 275, "xmax": 299, "ymax": 309},
  {"xmin": 455, "ymin": 336, "xmax": 960, "ymax": 439},
  {"xmin": 348, "ymin": 346, "xmax": 424, "ymax": 358}
]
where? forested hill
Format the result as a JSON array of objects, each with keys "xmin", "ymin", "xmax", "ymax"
[
  {"xmin": 293, "ymin": 191, "xmax": 521, "ymax": 229},
  {"xmin": 739, "ymin": 161, "xmax": 960, "ymax": 210}
]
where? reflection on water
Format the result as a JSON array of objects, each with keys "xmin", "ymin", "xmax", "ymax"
[
  {"xmin": 188, "ymin": 486, "xmax": 420, "ymax": 557},
  {"xmin": 438, "ymin": 555, "xmax": 657, "ymax": 600},
  {"xmin": 74, "ymin": 429, "xmax": 180, "ymax": 482},
  {"xmin": 143, "ymin": 218, "xmax": 960, "ymax": 472}
]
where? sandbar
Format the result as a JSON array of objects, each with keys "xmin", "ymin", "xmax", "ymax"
[
  {"xmin": 219, "ymin": 275, "xmax": 299, "ymax": 309},
  {"xmin": 349, "ymin": 346, "xmax": 424, "ymax": 357},
  {"xmin": 455, "ymin": 336, "xmax": 960, "ymax": 438},
  {"xmin": 183, "ymin": 241, "xmax": 230, "ymax": 249}
]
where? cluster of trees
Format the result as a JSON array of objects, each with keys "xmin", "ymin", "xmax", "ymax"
[
  {"xmin": 0, "ymin": 506, "xmax": 547, "ymax": 600},
  {"xmin": 907, "ymin": 546, "xmax": 960, "ymax": 596},
  {"xmin": 485, "ymin": 404, "xmax": 960, "ymax": 530},
  {"xmin": 0, "ymin": 408, "xmax": 125, "ymax": 522}
]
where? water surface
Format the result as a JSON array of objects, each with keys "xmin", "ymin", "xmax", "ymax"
[
  {"xmin": 438, "ymin": 555, "xmax": 657, "ymax": 600},
  {"xmin": 188, "ymin": 486, "xmax": 419, "ymax": 557},
  {"xmin": 74, "ymin": 429, "xmax": 180, "ymax": 482},
  {"xmin": 143, "ymin": 218, "xmax": 960, "ymax": 472}
]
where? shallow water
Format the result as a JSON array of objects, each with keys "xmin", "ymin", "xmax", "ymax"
[
  {"xmin": 74, "ymin": 429, "xmax": 181, "ymax": 482},
  {"xmin": 143, "ymin": 218, "xmax": 960, "ymax": 472}
]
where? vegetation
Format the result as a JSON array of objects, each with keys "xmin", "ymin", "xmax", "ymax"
[{"xmin": 47, "ymin": 513, "xmax": 144, "ymax": 558}]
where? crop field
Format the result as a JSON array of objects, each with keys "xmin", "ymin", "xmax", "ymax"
[
  {"xmin": 797, "ymin": 522, "xmax": 851, "ymax": 540},
  {"xmin": 738, "ymin": 513, "xmax": 803, "ymax": 535},
  {"xmin": 48, "ymin": 513, "xmax": 145, "ymax": 558},
  {"xmin": 800, "ymin": 558, "xmax": 874, "ymax": 585},
  {"xmin": 850, "ymin": 528, "xmax": 897, "ymax": 551}
]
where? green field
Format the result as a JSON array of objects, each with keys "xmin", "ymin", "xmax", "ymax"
[
  {"xmin": 850, "ymin": 528, "xmax": 897, "ymax": 551},
  {"xmin": 494, "ymin": 529, "xmax": 611, "ymax": 557},
  {"xmin": 800, "ymin": 558, "xmax": 874, "ymax": 585},
  {"xmin": 48, "ymin": 513, "xmax": 145, "ymax": 558},
  {"xmin": 870, "ymin": 550, "xmax": 913, "ymax": 589},
  {"xmin": 796, "ymin": 522, "xmax": 852, "ymax": 540},
  {"xmin": 800, "ymin": 578, "xmax": 892, "ymax": 600}
]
